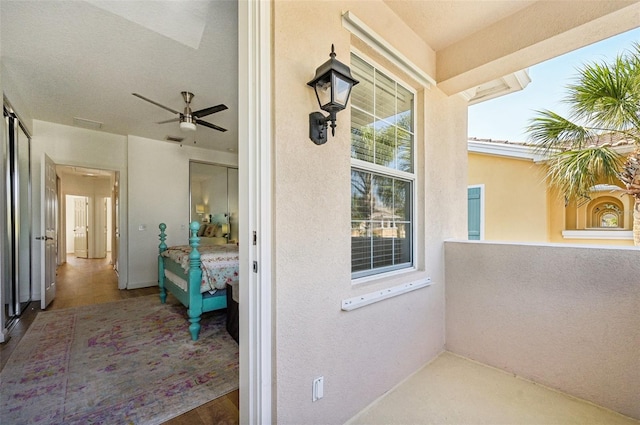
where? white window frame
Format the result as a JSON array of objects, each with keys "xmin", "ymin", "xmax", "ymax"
[{"xmin": 350, "ymin": 50, "xmax": 418, "ymax": 283}]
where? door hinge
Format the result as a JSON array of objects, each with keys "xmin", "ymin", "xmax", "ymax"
[
  {"xmin": 253, "ymin": 231, "xmax": 257, "ymax": 245},
  {"xmin": 253, "ymin": 261, "xmax": 258, "ymax": 273}
]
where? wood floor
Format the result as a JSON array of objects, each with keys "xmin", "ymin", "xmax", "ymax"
[{"xmin": 0, "ymin": 254, "xmax": 239, "ymax": 424}]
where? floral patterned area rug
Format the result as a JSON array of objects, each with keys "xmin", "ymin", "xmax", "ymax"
[{"xmin": 0, "ymin": 295, "xmax": 239, "ymax": 425}]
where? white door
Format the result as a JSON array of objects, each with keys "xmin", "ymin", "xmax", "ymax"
[
  {"xmin": 41, "ymin": 154, "xmax": 58, "ymax": 309},
  {"xmin": 73, "ymin": 197, "xmax": 89, "ymax": 258}
]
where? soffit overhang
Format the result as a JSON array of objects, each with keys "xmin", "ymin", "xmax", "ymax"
[{"xmin": 386, "ymin": 1, "xmax": 640, "ymax": 97}]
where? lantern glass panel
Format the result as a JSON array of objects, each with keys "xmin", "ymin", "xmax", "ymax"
[
  {"xmin": 333, "ymin": 73, "xmax": 352, "ymax": 107},
  {"xmin": 315, "ymin": 77, "xmax": 332, "ymax": 109}
]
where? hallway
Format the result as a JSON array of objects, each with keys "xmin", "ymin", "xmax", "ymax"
[{"xmin": 49, "ymin": 254, "xmax": 152, "ymax": 309}]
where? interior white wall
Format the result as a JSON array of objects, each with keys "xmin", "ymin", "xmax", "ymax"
[
  {"xmin": 126, "ymin": 135, "xmax": 237, "ymax": 288},
  {"xmin": 445, "ymin": 241, "xmax": 640, "ymax": 420}
]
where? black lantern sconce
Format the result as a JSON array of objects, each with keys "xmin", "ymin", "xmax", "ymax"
[{"xmin": 307, "ymin": 45, "xmax": 359, "ymax": 145}]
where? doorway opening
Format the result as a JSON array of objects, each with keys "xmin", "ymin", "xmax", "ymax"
[{"xmin": 56, "ymin": 165, "xmax": 119, "ymax": 296}]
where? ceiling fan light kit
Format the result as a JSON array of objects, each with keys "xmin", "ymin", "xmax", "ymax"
[
  {"xmin": 180, "ymin": 120, "xmax": 197, "ymax": 132},
  {"xmin": 132, "ymin": 91, "xmax": 228, "ymax": 134}
]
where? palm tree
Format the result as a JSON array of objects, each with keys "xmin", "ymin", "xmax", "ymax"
[{"xmin": 527, "ymin": 42, "xmax": 640, "ymax": 245}]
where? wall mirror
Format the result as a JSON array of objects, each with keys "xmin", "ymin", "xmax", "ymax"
[{"xmin": 189, "ymin": 161, "xmax": 238, "ymax": 244}]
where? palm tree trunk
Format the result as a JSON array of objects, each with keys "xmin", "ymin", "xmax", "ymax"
[
  {"xmin": 634, "ymin": 200, "xmax": 640, "ymax": 247},
  {"xmin": 619, "ymin": 151, "xmax": 640, "ymax": 246}
]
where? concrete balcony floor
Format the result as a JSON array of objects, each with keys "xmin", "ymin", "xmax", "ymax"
[{"xmin": 348, "ymin": 352, "xmax": 638, "ymax": 425}]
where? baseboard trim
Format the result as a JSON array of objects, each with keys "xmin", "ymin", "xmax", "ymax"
[{"xmin": 126, "ymin": 281, "xmax": 157, "ymax": 290}]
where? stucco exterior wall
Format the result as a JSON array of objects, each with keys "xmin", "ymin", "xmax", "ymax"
[
  {"xmin": 273, "ymin": 2, "xmax": 467, "ymax": 423},
  {"xmin": 468, "ymin": 152, "xmax": 548, "ymax": 242},
  {"xmin": 445, "ymin": 240, "xmax": 640, "ymax": 420},
  {"xmin": 469, "ymin": 153, "xmax": 635, "ymax": 246}
]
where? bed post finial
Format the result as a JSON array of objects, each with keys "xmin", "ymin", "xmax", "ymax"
[{"xmin": 159, "ymin": 223, "xmax": 167, "ymax": 253}]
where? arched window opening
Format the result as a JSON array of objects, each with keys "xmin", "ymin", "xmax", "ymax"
[
  {"xmin": 591, "ymin": 202, "xmax": 622, "ymax": 229},
  {"xmin": 600, "ymin": 212, "xmax": 619, "ymax": 228}
]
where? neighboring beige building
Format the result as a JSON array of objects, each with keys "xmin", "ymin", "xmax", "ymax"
[{"xmin": 468, "ymin": 138, "xmax": 635, "ymax": 245}]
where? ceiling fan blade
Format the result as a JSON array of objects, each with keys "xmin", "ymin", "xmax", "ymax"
[
  {"xmin": 192, "ymin": 104, "xmax": 228, "ymax": 118},
  {"xmin": 157, "ymin": 117, "xmax": 180, "ymax": 124},
  {"xmin": 132, "ymin": 93, "xmax": 180, "ymax": 115},
  {"xmin": 195, "ymin": 118, "xmax": 227, "ymax": 132}
]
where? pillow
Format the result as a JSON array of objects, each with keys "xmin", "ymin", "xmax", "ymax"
[
  {"xmin": 197, "ymin": 224, "xmax": 207, "ymax": 237},
  {"xmin": 204, "ymin": 224, "xmax": 218, "ymax": 237}
]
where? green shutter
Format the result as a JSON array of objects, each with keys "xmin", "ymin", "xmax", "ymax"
[{"xmin": 468, "ymin": 187, "xmax": 481, "ymax": 240}]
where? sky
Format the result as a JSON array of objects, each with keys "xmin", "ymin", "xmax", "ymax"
[{"xmin": 468, "ymin": 27, "xmax": 640, "ymax": 143}]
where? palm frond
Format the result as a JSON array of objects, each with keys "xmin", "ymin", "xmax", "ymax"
[
  {"xmin": 545, "ymin": 146, "xmax": 624, "ymax": 201},
  {"xmin": 566, "ymin": 55, "xmax": 640, "ymax": 131},
  {"xmin": 527, "ymin": 110, "xmax": 595, "ymax": 154}
]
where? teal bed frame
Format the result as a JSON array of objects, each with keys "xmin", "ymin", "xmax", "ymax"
[{"xmin": 158, "ymin": 222, "xmax": 227, "ymax": 341}]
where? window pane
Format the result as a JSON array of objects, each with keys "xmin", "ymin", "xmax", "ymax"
[
  {"xmin": 372, "ymin": 227, "xmax": 395, "ymax": 268},
  {"xmin": 394, "ymin": 223, "xmax": 411, "ymax": 264},
  {"xmin": 394, "ymin": 179, "xmax": 411, "ymax": 221},
  {"xmin": 397, "ymin": 128, "xmax": 413, "ymax": 173},
  {"xmin": 374, "ymin": 121, "xmax": 395, "ymax": 168},
  {"xmin": 351, "ymin": 109, "xmax": 375, "ymax": 163},
  {"xmin": 351, "ymin": 223, "xmax": 371, "ymax": 272},
  {"xmin": 351, "ymin": 55, "xmax": 374, "ymax": 114},
  {"xmin": 351, "ymin": 170, "xmax": 371, "ymax": 220},
  {"xmin": 375, "ymin": 71, "xmax": 396, "ymax": 122},
  {"xmin": 373, "ymin": 175, "xmax": 395, "ymax": 221},
  {"xmin": 397, "ymin": 85, "xmax": 413, "ymax": 132},
  {"xmin": 351, "ymin": 170, "xmax": 413, "ymax": 275}
]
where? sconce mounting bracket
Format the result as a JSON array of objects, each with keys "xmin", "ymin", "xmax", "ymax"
[{"xmin": 309, "ymin": 112, "xmax": 328, "ymax": 145}]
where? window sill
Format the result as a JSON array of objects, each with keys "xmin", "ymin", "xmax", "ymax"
[{"xmin": 562, "ymin": 230, "xmax": 633, "ymax": 240}]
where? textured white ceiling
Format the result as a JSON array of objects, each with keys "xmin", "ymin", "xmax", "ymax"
[{"xmin": 1, "ymin": 0, "xmax": 238, "ymax": 152}]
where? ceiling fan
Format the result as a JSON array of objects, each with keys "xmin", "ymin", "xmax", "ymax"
[{"xmin": 132, "ymin": 91, "xmax": 228, "ymax": 132}]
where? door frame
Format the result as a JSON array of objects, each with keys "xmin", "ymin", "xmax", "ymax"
[
  {"xmin": 239, "ymin": 0, "xmax": 273, "ymax": 422},
  {"xmin": 56, "ymin": 163, "xmax": 125, "ymax": 288}
]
